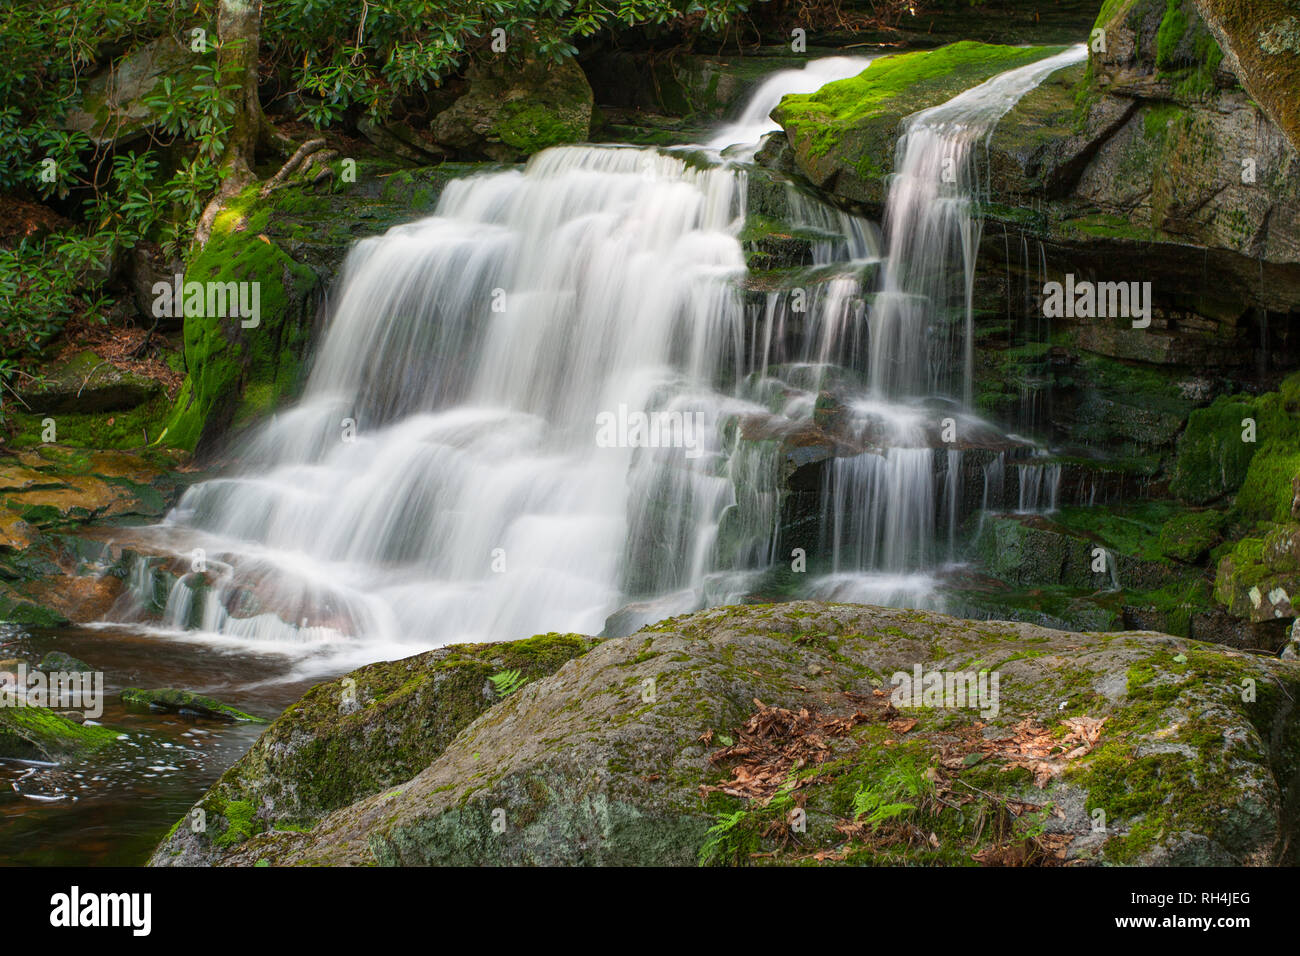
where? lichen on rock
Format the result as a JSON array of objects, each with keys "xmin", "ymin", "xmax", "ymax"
[{"xmin": 150, "ymin": 603, "xmax": 1300, "ymax": 867}]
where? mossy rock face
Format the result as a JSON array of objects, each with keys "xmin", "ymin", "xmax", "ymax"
[
  {"xmin": 0, "ymin": 706, "xmax": 120, "ymax": 762},
  {"xmin": 1215, "ymin": 527, "xmax": 1300, "ymax": 623},
  {"xmin": 159, "ymin": 161, "xmax": 488, "ymax": 454},
  {"xmin": 158, "ymin": 186, "xmax": 321, "ymax": 454},
  {"xmin": 955, "ymin": 0, "xmax": 1300, "ymax": 321},
  {"xmin": 13, "ymin": 350, "xmax": 164, "ymax": 414},
  {"xmin": 772, "ymin": 42, "xmax": 1069, "ymax": 206},
  {"xmin": 150, "ymin": 632, "xmax": 599, "ymax": 864},
  {"xmin": 972, "ymin": 512, "xmax": 1190, "ymax": 593},
  {"xmin": 433, "ymin": 57, "xmax": 593, "ymax": 162},
  {"xmin": 1193, "ymin": 0, "xmax": 1300, "ymax": 153},
  {"xmin": 1170, "ymin": 396, "xmax": 1262, "ymax": 503},
  {"xmin": 152, "ymin": 603, "xmax": 1300, "ymax": 866}
]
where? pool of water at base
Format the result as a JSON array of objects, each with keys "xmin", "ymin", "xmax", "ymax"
[{"xmin": 0, "ymin": 622, "xmax": 354, "ymax": 866}]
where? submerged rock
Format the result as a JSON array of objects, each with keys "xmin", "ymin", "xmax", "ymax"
[
  {"xmin": 119, "ymin": 689, "xmax": 267, "ymax": 723},
  {"xmin": 37, "ymin": 652, "xmax": 92, "ymax": 674},
  {"xmin": 152, "ymin": 603, "xmax": 1300, "ymax": 866}
]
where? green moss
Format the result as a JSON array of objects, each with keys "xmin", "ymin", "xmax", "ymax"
[
  {"xmin": 120, "ymin": 687, "xmax": 267, "ymax": 722},
  {"xmin": 1071, "ymin": 644, "xmax": 1277, "ymax": 864},
  {"xmin": 158, "ymin": 185, "xmax": 320, "ymax": 452},
  {"xmin": 0, "ymin": 706, "xmax": 120, "ymax": 761},
  {"xmin": 1157, "ymin": 510, "xmax": 1227, "ymax": 562},
  {"xmin": 495, "ymin": 100, "xmax": 584, "ymax": 154},
  {"xmin": 776, "ymin": 42, "xmax": 1068, "ymax": 158},
  {"xmin": 212, "ymin": 798, "xmax": 260, "ymax": 848},
  {"xmin": 1156, "ymin": 0, "xmax": 1192, "ymax": 69},
  {"xmin": 1170, "ymin": 396, "xmax": 1266, "ymax": 503}
]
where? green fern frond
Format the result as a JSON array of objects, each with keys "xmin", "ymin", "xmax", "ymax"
[{"xmin": 489, "ymin": 668, "xmax": 527, "ymax": 697}]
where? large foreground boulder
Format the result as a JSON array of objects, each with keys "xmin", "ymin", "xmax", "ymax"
[{"xmin": 152, "ymin": 602, "xmax": 1300, "ymax": 866}]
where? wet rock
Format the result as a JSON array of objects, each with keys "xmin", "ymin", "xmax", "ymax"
[
  {"xmin": 0, "ymin": 706, "xmax": 119, "ymax": 762},
  {"xmin": 37, "ymin": 652, "xmax": 92, "ymax": 673},
  {"xmin": 152, "ymin": 603, "xmax": 1300, "ymax": 866},
  {"xmin": 119, "ymin": 688, "xmax": 267, "ymax": 723},
  {"xmin": 584, "ymin": 50, "xmax": 803, "ymax": 121},
  {"xmin": 773, "ymin": 43, "xmax": 1070, "ymax": 206}
]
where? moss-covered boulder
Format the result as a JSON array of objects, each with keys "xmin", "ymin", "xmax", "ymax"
[
  {"xmin": 150, "ymin": 632, "xmax": 598, "ymax": 864},
  {"xmin": 433, "ymin": 57, "xmax": 593, "ymax": 162},
  {"xmin": 120, "ymin": 688, "xmax": 267, "ymax": 723},
  {"xmin": 972, "ymin": 511, "xmax": 1193, "ymax": 593},
  {"xmin": 13, "ymin": 350, "xmax": 164, "ymax": 414},
  {"xmin": 772, "ymin": 42, "xmax": 1069, "ymax": 206},
  {"xmin": 152, "ymin": 603, "xmax": 1300, "ymax": 866},
  {"xmin": 1193, "ymin": 0, "xmax": 1300, "ymax": 153},
  {"xmin": 157, "ymin": 187, "xmax": 320, "ymax": 454},
  {"xmin": 0, "ymin": 706, "xmax": 120, "ymax": 762},
  {"xmin": 1215, "ymin": 527, "xmax": 1300, "ymax": 624}
]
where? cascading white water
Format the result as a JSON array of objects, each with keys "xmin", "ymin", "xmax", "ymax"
[
  {"xmin": 109, "ymin": 49, "xmax": 1087, "ymax": 652},
  {"xmin": 708, "ymin": 57, "xmax": 874, "ymax": 153},
  {"xmin": 809, "ymin": 44, "xmax": 1086, "ymax": 602},
  {"xmin": 868, "ymin": 45, "xmax": 1088, "ymax": 403},
  {"xmin": 153, "ymin": 146, "xmax": 765, "ymax": 647}
]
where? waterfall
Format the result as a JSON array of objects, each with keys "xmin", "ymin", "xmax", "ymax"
[
  {"xmin": 708, "ymin": 57, "xmax": 875, "ymax": 154},
  {"xmin": 110, "ymin": 49, "xmax": 1087, "ymax": 651},
  {"xmin": 869, "ymin": 45, "xmax": 1088, "ymax": 403}
]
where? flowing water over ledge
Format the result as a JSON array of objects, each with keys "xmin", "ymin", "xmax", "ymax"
[{"xmin": 100, "ymin": 47, "xmax": 1086, "ymax": 652}]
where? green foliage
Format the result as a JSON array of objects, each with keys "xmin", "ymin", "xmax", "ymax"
[
  {"xmin": 698, "ymin": 776, "xmax": 797, "ymax": 866},
  {"xmin": 262, "ymin": 0, "xmax": 763, "ymax": 129},
  {"xmin": 851, "ymin": 752, "xmax": 931, "ymax": 827},
  {"xmin": 489, "ymin": 668, "xmax": 528, "ymax": 697}
]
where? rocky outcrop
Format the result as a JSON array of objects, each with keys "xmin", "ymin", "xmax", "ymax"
[
  {"xmin": 60, "ymin": 37, "xmax": 198, "ymax": 147},
  {"xmin": 433, "ymin": 57, "xmax": 593, "ymax": 162},
  {"xmin": 1193, "ymin": 0, "xmax": 1300, "ymax": 153},
  {"xmin": 14, "ymin": 349, "xmax": 164, "ymax": 414},
  {"xmin": 150, "ymin": 633, "xmax": 597, "ymax": 864},
  {"xmin": 772, "ymin": 42, "xmax": 1070, "ymax": 207},
  {"xmin": 152, "ymin": 603, "xmax": 1300, "ymax": 866}
]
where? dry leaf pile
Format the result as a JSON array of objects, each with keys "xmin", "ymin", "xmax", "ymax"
[{"xmin": 698, "ymin": 694, "xmax": 1111, "ymax": 866}]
